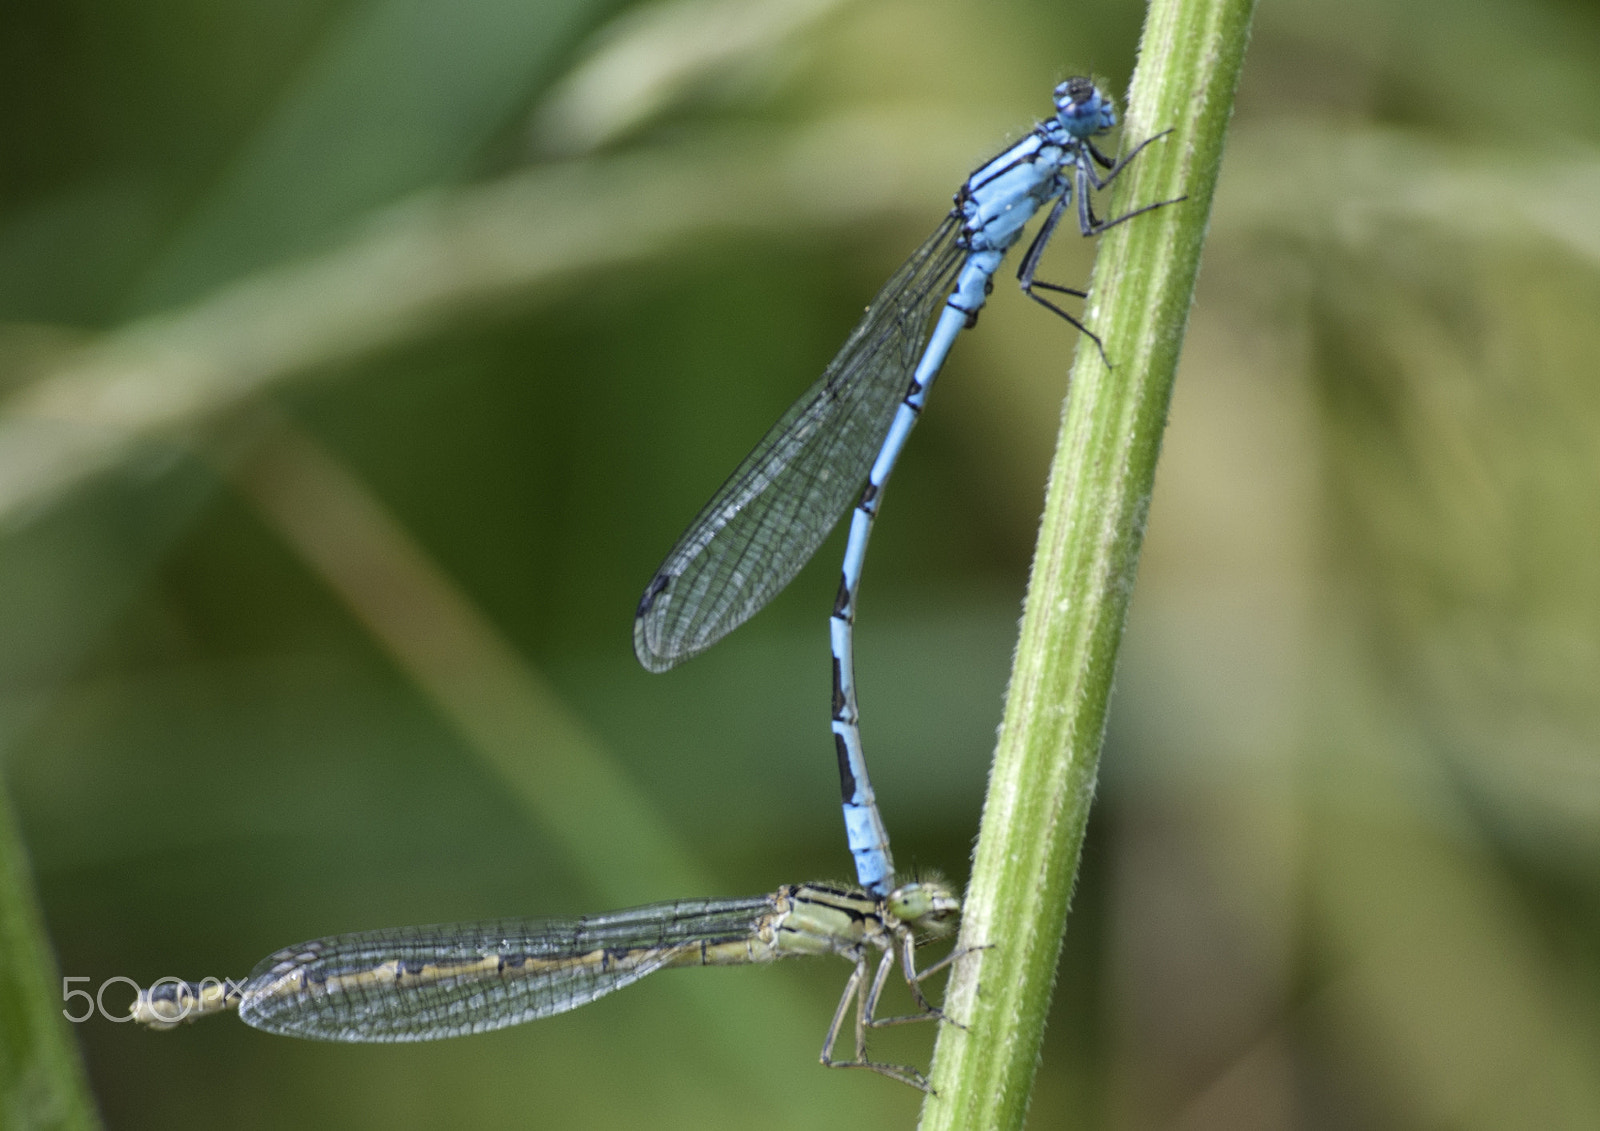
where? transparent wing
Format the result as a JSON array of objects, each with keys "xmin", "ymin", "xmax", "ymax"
[
  {"xmin": 237, "ymin": 895, "xmax": 775, "ymax": 1042},
  {"xmin": 634, "ymin": 216, "xmax": 967, "ymax": 671}
]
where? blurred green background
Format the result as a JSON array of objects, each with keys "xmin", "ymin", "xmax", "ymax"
[{"xmin": 3, "ymin": 0, "xmax": 1600, "ymax": 1126}]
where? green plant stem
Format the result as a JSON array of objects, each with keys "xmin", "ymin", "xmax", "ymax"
[
  {"xmin": 919, "ymin": 0, "xmax": 1257, "ymax": 1125},
  {"xmin": 0, "ymin": 781, "xmax": 100, "ymax": 1130}
]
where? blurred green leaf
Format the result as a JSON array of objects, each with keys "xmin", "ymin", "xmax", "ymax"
[
  {"xmin": 0, "ymin": 787, "xmax": 99, "ymax": 1131},
  {"xmin": 131, "ymin": 0, "xmax": 614, "ymax": 311}
]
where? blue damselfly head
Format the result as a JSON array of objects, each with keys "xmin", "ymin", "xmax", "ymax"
[{"xmin": 1054, "ymin": 76, "xmax": 1116, "ymax": 138}]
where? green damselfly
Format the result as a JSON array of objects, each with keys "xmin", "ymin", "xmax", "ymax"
[{"xmin": 133, "ymin": 878, "xmax": 963, "ymax": 1089}]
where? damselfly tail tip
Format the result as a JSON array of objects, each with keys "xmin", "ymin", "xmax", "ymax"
[{"xmin": 131, "ymin": 977, "xmax": 243, "ymax": 1030}]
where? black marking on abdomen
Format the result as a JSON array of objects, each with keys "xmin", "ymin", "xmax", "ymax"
[
  {"xmin": 148, "ymin": 981, "xmax": 192, "ymax": 1003},
  {"xmin": 835, "ymin": 734, "xmax": 857, "ymax": 803},
  {"xmin": 946, "ymin": 297, "xmax": 981, "ymax": 330},
  {"xmin": 833, "ymin": 573, "xmax": 852, "ymax": 620}
]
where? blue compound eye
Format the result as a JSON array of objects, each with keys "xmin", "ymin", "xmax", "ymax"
[{"xmin": 1055, "ymin": 77, "xmax": 1116, "ymax": 137}]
